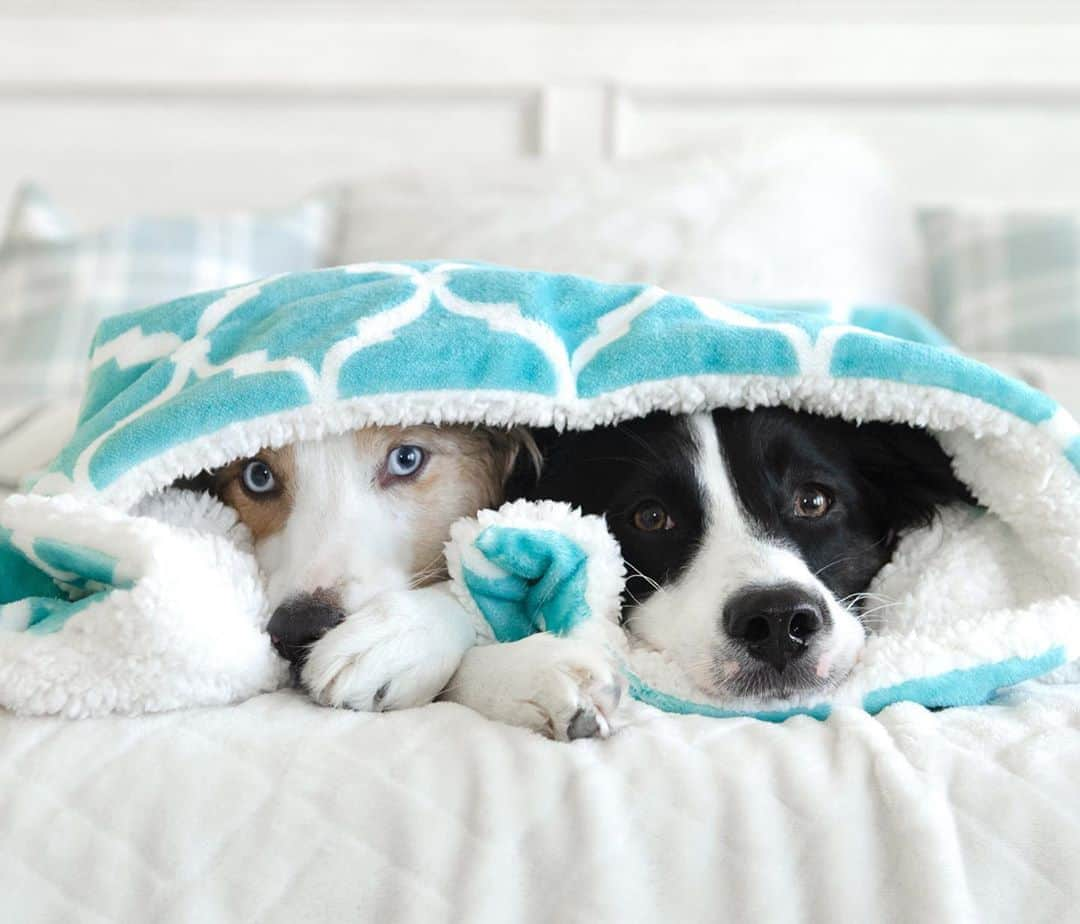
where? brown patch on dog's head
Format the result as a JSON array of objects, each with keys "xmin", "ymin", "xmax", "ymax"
[
  {"xmin": 207, "ymin": 445, "xmax": 296, "ymax": 543},
  {"xmin": 354, "ymin": 424, "xmax": 537, "ymax": 585},
  {"xmin": 189, "ymin": 424, "xmax": 538, "ymax": 591}
]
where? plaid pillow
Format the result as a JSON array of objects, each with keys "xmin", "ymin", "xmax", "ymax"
[
  {"xmin": 921, "ymin": 208, "xmax": 1080, "ymax": 355},
  {"xmin": 0, "ymin": 185, "xmax": 337, "ymax": 402}
]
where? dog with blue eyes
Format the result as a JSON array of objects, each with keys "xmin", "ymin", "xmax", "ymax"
[{"xmin": 197, "ymin": 425, "xmax": 535, "ymax": 712}]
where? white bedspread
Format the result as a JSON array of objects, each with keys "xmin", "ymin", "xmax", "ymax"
[{"xmin": 4, "ymin": 683, "xmax": 1079, "ymax": 923}]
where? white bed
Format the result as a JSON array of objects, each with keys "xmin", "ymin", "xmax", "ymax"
[
  {"xmin": 5, "ymin": 685, "xmax": 1080, "ymax": 921},
  {"xmin": 3, "ymin": 4, "xmax": 1080, "ymax": 922}
]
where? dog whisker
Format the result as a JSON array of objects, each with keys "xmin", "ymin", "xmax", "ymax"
[
  {"xmin": 814, "ymin": 536, "xmax": 891, "ymax": 579},
  {"xmin": 840, "ymin": 591, "xmax": 893, "ymax": 605},
  {"xmin": 623, "ymin": 560, "xmax": 663, "ymax": 595},
  {"xmin": 858, "ymin": 601, "xmax": 901, "ymax": 615},
  {"xmin": 407, "ymin": 553, "xmax": 449, "ymax": 590}
]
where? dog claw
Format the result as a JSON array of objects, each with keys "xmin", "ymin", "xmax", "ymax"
[
  {"xmin": 567, "ymin": 707, "xmax": 601, "ymax": 740},
  {"xmin": 372, "ymin": 681, "xmax": 391, "ymax": 711}
]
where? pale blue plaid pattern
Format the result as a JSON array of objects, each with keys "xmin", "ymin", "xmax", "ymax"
[
  {"xmin": 0, "ymin": 185, "xmax": 337, "ymax": 402},
  {"xmin": 921, "ymin": 208, "xmax": 1080, "ymax": 356}
]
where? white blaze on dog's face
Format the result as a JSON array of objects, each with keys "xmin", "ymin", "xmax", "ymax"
[
  {"xmin": 525, "ymin": 408, "xmax": 971, "ymax": 704},
  {"xmin": 211, "ymin": 425, "xmax": 520, "ymax": 615},
  {"xmin": 624, "ymin": 416, "xmax": 864, "ymax": 701}
]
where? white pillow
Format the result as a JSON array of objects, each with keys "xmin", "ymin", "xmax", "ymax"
[
  {"xmin": 0, "ymin": 398, "xmax": 80, "ymax": 496},
  {"xmin": 332, "ymin": 133, "xmax": 926, "ymax": 310}
]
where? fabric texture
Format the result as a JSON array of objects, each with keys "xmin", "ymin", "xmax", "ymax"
[
  {"xmin": 922, "ymin": 207, "xmax": 1080, "ymax": 355},
  {"xmin": 0, "ymin": 262, "xmax": 1077, "ymax": 720},
  {"xmin": 333, "ymin": 135, "xmax": 927, "ymax": 310},
  {"xmin": 0, "ymin": 184, "xmax": 337, "ymax": 402},
  {"xmin": 4, "ymin": 683, "xmax": 1080, "ymax": 923},
  {"xmin": 971, "ymin": 350, "xmax": 1080, "ymax": 419}
]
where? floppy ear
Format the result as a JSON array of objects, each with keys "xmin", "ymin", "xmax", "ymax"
[
  {"xmin": 860, "ymin": 423, "xmax": 975, "ymax": 535},
  {"xmin": 485, "ymin": 426, "xmax": 544, "ymax": 497},
  {"xmin": 504, "ymin": 426, "xmax": 558, "ymax": 499}
]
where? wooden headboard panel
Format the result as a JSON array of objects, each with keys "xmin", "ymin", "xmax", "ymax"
[{"xmin": 3, "ymin": 2, "xmax": 1080, "ymax": 224}]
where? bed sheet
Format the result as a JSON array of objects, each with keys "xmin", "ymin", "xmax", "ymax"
[{"xmin": 3, "ymin": 681, "xmax": 1079, "ymax": 923}]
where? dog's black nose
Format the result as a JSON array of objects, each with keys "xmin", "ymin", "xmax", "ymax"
[
  {"xmin": 267, "ymin": 593, "xmax": 346, "ymax": 671},
  {"xmin": 723, "ymin": 585, "xmax": 825, "ymax": 673}
]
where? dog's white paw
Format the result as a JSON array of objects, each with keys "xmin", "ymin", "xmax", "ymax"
[
  {"xmin": 446, "ymin": 633, "xmax": 627, "ymax": 741},
  {"xmin": 301, "ymin": 589, "xmax": 472, "ymax": 712}
]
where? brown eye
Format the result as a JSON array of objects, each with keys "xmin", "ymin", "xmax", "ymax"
[
  {"xmin": 794, "ymin": 484, "xmax": 832, "ymax": 519},
  {"xmin": 632, "ymin": 501, "xmax": 675, "ymax": 532}
]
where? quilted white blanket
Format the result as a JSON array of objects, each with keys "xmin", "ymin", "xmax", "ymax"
[{"xmin": 3, "ymin": 686, "xmax": 1079, "ymax": 922}]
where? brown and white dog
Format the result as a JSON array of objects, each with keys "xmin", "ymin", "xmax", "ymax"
[{"xmin": 197, "ymin": 424, "xmax": 535, "ymax": 712}]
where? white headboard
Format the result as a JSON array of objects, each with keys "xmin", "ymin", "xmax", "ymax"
[{"xmin": 4, "ymin": 1, "xmax": 1080, "ymax": 225}]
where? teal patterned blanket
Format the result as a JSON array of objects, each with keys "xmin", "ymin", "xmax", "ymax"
[{"xmin": 2, "ymin": 262, "xmax": 1079, "ymax": 717}]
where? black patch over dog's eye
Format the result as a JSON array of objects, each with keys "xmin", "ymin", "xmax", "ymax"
[
  {"xmin": 241, "ymin": 459, "xmax": 277, "ymax": 496},
  {"xmin": 632, "ymin": 501, "xmax": 676, "ymax": 532},
  {"xmin": 793, "ymin": 483, "xmax": 832, "ymax": 519}
]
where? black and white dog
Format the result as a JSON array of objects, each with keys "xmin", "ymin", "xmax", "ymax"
[
  {"xmin": 446, "ymin": 407, "xmax": 972, "ymax": 738},
  {"xmin": 524, "ymin": 408, "xmax": 972, "ymax": 702}
]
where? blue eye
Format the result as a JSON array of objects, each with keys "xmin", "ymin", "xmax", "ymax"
[
  {"xmin": 241, "ymin": 459, "xmax": 277, "ymax": 495},
  {"xmin": 387, "ymin": 445, "xmax": 425, "ymax": 478}
]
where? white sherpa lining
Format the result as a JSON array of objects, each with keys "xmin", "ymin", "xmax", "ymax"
[{"xmin": 0, "ymin": 490, "xmax": 286, "ymax": 716}]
